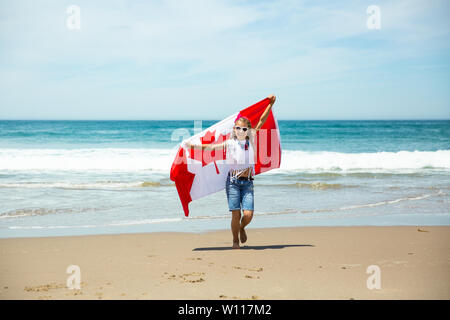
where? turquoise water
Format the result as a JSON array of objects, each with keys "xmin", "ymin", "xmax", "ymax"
[{"xmin": 0, "ymin": 120, "xmax": 449, "ymax": 238}]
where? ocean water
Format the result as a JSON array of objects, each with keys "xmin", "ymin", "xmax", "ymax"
[{"xmin": 0, "ymin": 120, "xmax": 449, "ymax": 238}]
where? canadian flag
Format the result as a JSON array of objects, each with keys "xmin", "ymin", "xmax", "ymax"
[{"xmin": 170, "ymin": 98, "xmax": 282, "ymax": 217}]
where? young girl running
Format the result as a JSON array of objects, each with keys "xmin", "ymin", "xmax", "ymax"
[{"xmin": 185, "ymin": 95, "xmax": 276, "ymax": 249}]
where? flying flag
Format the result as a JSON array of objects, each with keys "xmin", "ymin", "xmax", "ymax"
[{"xmin": 170, "ymin": 97, "xmax": 282, "ymax": 217}]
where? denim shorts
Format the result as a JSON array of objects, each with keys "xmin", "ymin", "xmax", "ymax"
[{"xmin": 225, "ymin": 174, "xmax": 254, "ymax": 211}]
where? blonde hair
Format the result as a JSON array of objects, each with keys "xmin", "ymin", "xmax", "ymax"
[{"xmin": 232, "ymin": 116, "xmax": 252, "ymax": 141}]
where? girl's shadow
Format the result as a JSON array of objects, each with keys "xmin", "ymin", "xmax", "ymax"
[{"xmin": 193, "ymin": 244, "xmax": 314, "ymax": 251}]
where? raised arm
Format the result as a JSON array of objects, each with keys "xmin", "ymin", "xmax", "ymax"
[{"xmin": 255, "ymin": 94, "xmax": 276, "ymax": 132}]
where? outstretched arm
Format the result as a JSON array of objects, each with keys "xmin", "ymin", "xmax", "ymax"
[
  {"xmin": 183, "ymin": 140, "xmax": 226, "ymax": 151},
  {"xmin": 255, "ymin": 94, "xmax": 276, "ymax": 132}
]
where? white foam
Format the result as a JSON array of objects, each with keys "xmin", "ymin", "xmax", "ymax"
[
  {"xmin": 0, "ymin": 181, "xmax": 167, "ymax": 189},
  {"xmin": 299, "ymin": 190, "xmax": 444, "ymax": 214},
  {"xmin": 0, "ymin": 148, "xmax": 177, "ymax": 172},
  {"xmin": 0, "ymin": 148, "xmax": 449, "ymax": 173},
  {"xmin": 108, "ymin": 218, "xmax": 183, "ymax": 226},
  {"xmin": 270, "ymin": 149, "xmax": 450, "ymax": 173},
  {"xmin": 8, "ymin": 217, "xmax": 184, "ymax": 230}
]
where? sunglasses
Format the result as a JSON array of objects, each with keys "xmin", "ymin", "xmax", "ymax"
[{"xmin": 234, "ymin": 126, "xmax": 248, "ymax": 132}]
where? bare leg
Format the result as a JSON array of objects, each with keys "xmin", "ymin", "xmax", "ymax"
[
  {"xmin": 240, "ymin": 210, "xmax": 254, "ymax": 243},
  {"xmin": 231, "ymin": 210, "xmax": 241, "ymax": 249}
]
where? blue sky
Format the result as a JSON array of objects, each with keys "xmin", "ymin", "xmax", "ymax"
[{"xmin": 0, "ymin": 0, "xmax": 449, "ymax": 120}]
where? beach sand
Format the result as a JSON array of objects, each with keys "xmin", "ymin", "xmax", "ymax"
[{"xmin": 0, "ymin": 226, "xmax": 449, "ymax": 300}]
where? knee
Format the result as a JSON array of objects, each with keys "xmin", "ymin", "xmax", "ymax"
[{"xmin": 243, "ymin": 210, "xmax": 253, "ymax": 219}]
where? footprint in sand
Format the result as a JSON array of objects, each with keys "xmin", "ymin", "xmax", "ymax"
[
  {"xmin": 180, "ymin": 272, "xmax": 205, "ymax": 283},
  {"xmin": 219, "ymin": 294, "xmax": 241, "ymax": 299},
  {"xmin": 339, "ymin": 264, "xmax": 362, "ymax": 270},
  {"xmin": 24, "ymin": 282, "xmax": 66, "ymax": 292},
  {"xmin": 219, "ymin": 294, "xmax": 259, "ymax": 300},
  {"xmin": 163, "ymin": 272, "xmax": 205, "ymax": 283},
  {"xmin": 245, "ymin": 275, "xmax": 260, "ymax": 279},
  {"xmin": 233, "ymin": 266, "xmax": 263, "ymax": 272}
]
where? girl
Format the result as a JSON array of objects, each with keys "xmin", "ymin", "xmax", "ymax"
[{"xmin": 185, "ymin": 94, "xmax": 276, "ymax": 249}]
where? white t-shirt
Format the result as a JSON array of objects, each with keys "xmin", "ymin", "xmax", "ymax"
[{"xmin": 225, "ymin": 128, "xmax": 257, "ymax": 178}]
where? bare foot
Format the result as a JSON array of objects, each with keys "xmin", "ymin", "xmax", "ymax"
[
  {"xmin": 240, "ymin": 228, "xmax": 247, "ymax": 244},
  {"xmin": 232, "ymin": 240, "xmax": 240, "ymax": 249}
]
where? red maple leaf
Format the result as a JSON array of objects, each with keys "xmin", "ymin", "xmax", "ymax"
[{"xmin": 187, "ymin": 130, "xmax": 230, "ymax": 174}]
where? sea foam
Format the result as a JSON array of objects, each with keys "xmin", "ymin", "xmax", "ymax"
[{"xmin": 0, "ymin": 148, "xmax": 449, "ymax": 172}]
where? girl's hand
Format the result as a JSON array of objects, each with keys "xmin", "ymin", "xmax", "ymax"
[{"xmin": 267, "ymin": 94, "xmax": 276, "ymax": 104}]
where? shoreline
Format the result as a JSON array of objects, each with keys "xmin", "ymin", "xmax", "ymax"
[
  {"xmin": 2, "ymin": 222, "xmax": 449, "ymax": 240},
  {"xmin": 1, "ymin": 225, "xmax": 449, "ymax": 299}
]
